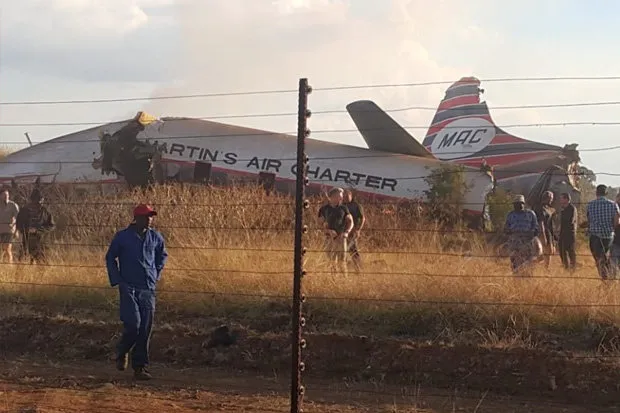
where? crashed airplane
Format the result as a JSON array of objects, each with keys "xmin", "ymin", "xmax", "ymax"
[
  {"xmin": 346, "ymin": 76, "xmax": 582, "ymax": 211},
  {"xmin": 0, "ymin": 111, "xmax": 494, "ymax": 220}
]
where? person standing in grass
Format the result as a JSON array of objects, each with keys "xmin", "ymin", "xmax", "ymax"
[
  {"xmin": 609, "ymin": 193, "xmax": 620, "ymax": 277},
  {"xmin": 105, "ymin": 204, "xmax": 168, "ymax": 380},
  {"xmin": 0, "ymin": 186, "xmax": 19, "ymax": 264},
  {"xmin": 558, "ymin": 192, "xmax": 578, "ymax": 272},
  {"xmin": 585, "ymin": 184, "xmax": 619, "ymax": 280},
  {"xmin": 343, "ymin": 189, "xmax": 365, "ymax": 272},
  {"xmin": 533, "ymin": 191, "xmax": 555, "ymax": 269},
  {"xmin": 318, "ymin": 187, "xmax": 354, "ymax": 274},
  {"xmin": 16, "ymin": 188, "xmax": 54, "ymax": 264},
  {"xmin": 504, "ymin": 194, "xmax": 540, "ymax": 276}
]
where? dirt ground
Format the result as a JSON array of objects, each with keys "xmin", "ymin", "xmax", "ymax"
[
  {"xmin": 0, "ymin": 359, "xmax": 611, "ymax": 413},
  {"xmin": 1, "ymin": 306, "xmax": 620, "ymax": 412}
]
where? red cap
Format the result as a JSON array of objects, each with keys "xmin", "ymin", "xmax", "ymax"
[{"xmin": 133, "ymin": 204, "xmax": 157, "ymax": 217}]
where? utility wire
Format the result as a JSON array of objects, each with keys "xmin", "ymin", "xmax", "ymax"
[
  {"xmin": 5, "ymin": 99, "xmax": 620, "ymax": 127},
  {"xmin": 2, "ymin": 122, "xmax": 620, "ymax": 135},
  {"xmin": 3, "ymin": 75, "xmax": 620, "ymax": 105}
]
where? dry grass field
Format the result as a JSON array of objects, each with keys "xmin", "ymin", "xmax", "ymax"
[
  {"xmin": 3, "ymin": 183, "xmax": 620, "ymax": 337},
  {"xmin": 0, "ymin": 161, "xmax": 619, "ymax": 410}
]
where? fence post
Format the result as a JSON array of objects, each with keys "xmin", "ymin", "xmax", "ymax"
[{"xmin": 290, "ymin": 78, "xmax": 311, "ymax": 413}]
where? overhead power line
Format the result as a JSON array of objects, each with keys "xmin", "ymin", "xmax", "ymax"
[
  {"xmin": 2, "ymin": 75, "xmax": 620, "ymax": 106},
  {"xmin": 4, "ymin": 100, "xmax": 620, "ymax": 127},
  {"xmin": 1, "ymin": 121, "xmax": 620, "ymax": 147}
]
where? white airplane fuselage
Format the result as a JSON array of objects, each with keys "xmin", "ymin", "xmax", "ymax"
[{"xmin": 0, "ymin": 117, "xmax": 494, "ymax": 216}]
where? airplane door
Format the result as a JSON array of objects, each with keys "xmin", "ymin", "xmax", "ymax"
[{"xmin": 193, "ymin": 161, "xmax": 212, "ymax": 185}]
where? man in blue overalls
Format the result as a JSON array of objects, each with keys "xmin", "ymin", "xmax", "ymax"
[{"xmin": 105, "ymin": 204, "xmax": 168, "ymax": 380}]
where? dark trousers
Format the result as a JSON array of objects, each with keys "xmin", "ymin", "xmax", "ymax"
[
  {"xmin": 116, "ymin": 283, "xmax": 156, "ymax": 369},
  {"xmin": 589, "ymin": 236, "xmax": 613, "ymax": 279},
  {"xmin": 20, "ymin": 233, "xmax": 46, "ymax": 263},
  {"xmin": 348, "ymin": 235, "xmax": 362, "ymax": 271},
  {"xmin": 558, "ymin": 234, "xmax": 577, "ymax": 271}
]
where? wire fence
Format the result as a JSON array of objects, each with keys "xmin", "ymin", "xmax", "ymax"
[{"xmin": 2, "ymin": 77, "xmax": 620, "ymax": 412}]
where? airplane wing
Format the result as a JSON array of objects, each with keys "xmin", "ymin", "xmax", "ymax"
[{"xmin": 346, "ymin": 100, "xmax": 436, "ymax": 159}]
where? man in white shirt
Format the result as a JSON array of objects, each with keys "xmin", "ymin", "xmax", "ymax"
[{"xmin": 0, "ymin": 187, "xmax": 20, "ymax": 263}]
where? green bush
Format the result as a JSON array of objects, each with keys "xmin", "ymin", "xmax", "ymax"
[
  {"xmin": 423, "ymin": 164, "xmax": 469, "ymax": 227},
  {"xmin": 486, "ymin": 187, "xmax": 513, "ymax": 232}
]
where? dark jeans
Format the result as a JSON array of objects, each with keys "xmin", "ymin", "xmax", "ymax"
[
  {"xmin": 589, "ymin": 236, "xmax": 613, "ymax": 279},
  {"xmin": 116, "ymin": 283, "xmax": 156, "ymax": 369},
  {"xmin": 558, "ymin": 234, "xmax": 577, "ymax": 271}
]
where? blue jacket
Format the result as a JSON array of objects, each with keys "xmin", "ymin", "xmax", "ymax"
[{"xmin": 105, "ymin": 224, "xmax": 168, "ymax": 290}]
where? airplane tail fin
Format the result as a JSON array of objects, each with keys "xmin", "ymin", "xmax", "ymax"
[
  {"xmin": 346, "ymin": 100, "xmax": 435, "ymax": 159},
  {"xmin": 422, "ymin": 77, "xmax": 578, "ymax": 169}
]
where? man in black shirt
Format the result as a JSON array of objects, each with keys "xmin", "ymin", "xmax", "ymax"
[
  {"xmin": 16, "ymin": 189, "xmax": 55, "ymax": 264},
  {"xmin": 534, "ymin": 191, "xmax": 555, "ymax": 269},
  {"xmin": 558, "ymin": 192, "xmax": 577, "ymax": 272},
  {"xmin": 318, "ymin": 187, "xmax": 354, "ymax": 274},
  {"xmin": 343, "ymin": 189, "xmax": 365, "ymax": 272}
]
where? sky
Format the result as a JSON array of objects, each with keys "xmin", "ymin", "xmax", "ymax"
[{"xmin": 2, "ymin": 0, "xmax": 620, "ymax": 185}]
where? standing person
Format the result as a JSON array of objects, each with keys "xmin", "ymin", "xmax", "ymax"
[
  {"xmin": 558, "ymin": 192, "xmax": 578, "ymax": 272},
  {"xmin": 504, "ymin": 195, "xmax": 540, "ymax": 275},
  {"xmin": 585, "ymin": 184, "xmax": 620, "ymax": 280},
  {"xmin": 318, "ymin": 187, "xmax": 354, "ymax": 274},
  {"xmin": 610, "ymin": 193, "xmax": 620, "ymax": 277},
  {"xmin": 105, "ymin": 204, "xmax": 168, "ymax": 380},
  {"xmin": 533, "ymin": 191, "xmax": 555, "ymax": 269},
  {"xmin": 343, "ymin": 189, "xmax": 365, "ymax": 272},
  {"xmin": 16, "ymin": 189, "xmax": 54, "ymax": 264},
  {"xmin": 0, "ymin": 187, "xmax": 19, "ymax": 264}
]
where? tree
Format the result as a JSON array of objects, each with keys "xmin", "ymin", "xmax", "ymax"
[
  {"xmin": 486, "ymin": 186, "xmax": 513, "ymax": 233},
  {"xmin": 423, "ymin": 164, "xmax": 469, "ymax": 227}
]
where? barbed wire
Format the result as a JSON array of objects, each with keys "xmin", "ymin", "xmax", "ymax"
[
  {"xmin": 0, "ymin": 238, "xmax": 608, "ymax": 259},
  {"xmin": 3, "ymin": 75, "xmax": 620, "ymax": 106},
  {"xmin": 2, "ymin": 278, "xmax": 620, "ymax": 307},
  {"xmin": 0, "ymin": 277, "xmax": 620, "ymax": 308},
  {"xmin": 4, "ymin": 79, "xmax": 620, "ymax": 409},
  {"xmin": 0, "ymin": 199, "xmax": 608, "ymax": 208},
  {"xmin": 0, "ymin": 199, "xmax": 602, "ymax": 207},
  {"xmin": 0, "ymin": 259, "xmax": 610, "ymax": 280},
  {"xmin": 0, "ymin": 223, "xmax": 604, "ymax": 238}
]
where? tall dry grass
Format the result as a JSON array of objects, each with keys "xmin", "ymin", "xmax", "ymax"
[{"xmin": 1, "ymin": 182, "xmax": 619, "ymax": 346}]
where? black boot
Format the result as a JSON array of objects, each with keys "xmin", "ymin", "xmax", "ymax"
[{"xmin": 134, "ymin": 366, "xmax": 152, "ymax": 380}]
